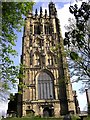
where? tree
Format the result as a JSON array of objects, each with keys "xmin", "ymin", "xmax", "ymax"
[
  {"xmin": 64, "ymin": 1, "xmax": 90, "ymax": 91},
  {"xmin": 0, "ymin": 1, "xmax": 34, "ymax": 93}
]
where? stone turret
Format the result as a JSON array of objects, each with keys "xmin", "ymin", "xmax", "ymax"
[{"xmin": 49, "ymin": 2, "xmax": 57, "ymax": 17}]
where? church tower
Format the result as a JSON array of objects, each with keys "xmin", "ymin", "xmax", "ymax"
[{"xmin": 18, "ymin": 2, "xmax": 76, "ymax": 117}]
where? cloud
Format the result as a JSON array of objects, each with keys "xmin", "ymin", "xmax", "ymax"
[
  {"xmin": 34, "ymin": 0, "xmax": 88, "ymax": 3},
  {"xmin": 41, "ymin": 0, "xmax": 87, "ymax": 36},
  {"xmin": 56, "ymin": 3, "xmax": 74, "ymax": 37},
  {"xmin": 55, "ymin": 0, "xmax": 86, "ymax": 37},
  {"xmin": 40, "ymin": 2, "xmax": 74, "ymax": 37},
  {"xmin": 0, "ymin": 101, "xmax": 8, "ymax": 117},
  {"xmin": 78, "ymin": 93, "xmax": 87, "ymax": 111},
  {"xmin": 34, "ymin": 0, "xmax": 74, "ymax": 3}
]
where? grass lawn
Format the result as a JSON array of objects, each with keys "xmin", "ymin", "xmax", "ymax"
[
  {"xmin": 2, "ymin": 116, "xmax": 90, "ymax": 120},
  {"xmin": 2, "ymin": 117, "xmax": 63, "ymax": 120}
]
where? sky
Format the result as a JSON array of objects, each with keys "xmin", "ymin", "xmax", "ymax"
[{"xmin": 0, "ymin": 0, "xmax": 88, "ymax": 117}]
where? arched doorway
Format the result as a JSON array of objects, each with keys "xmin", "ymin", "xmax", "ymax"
[
  {"xmin": 26, "ymin": 110, "xmax": 35, "ymax": 117},
  {"xmin": 43, "ymin": 107, "xmax": 54, "ymax": 117},
  {"xmin": 43, "ymin": 107, "xmax": 49, "ymax": 117}
]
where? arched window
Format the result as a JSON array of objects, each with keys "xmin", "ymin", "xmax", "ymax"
[
  {"xmin": 34, "ymin": 25, "xmax": 40, "ymax": 34},
  {"xmin": 37, "ymin": 72, "xmax": 54, "ymax": 99},
  {"xmin": 44, "ymin": 25, "xmax": 50, "ymax": 34},
  {"xmin": 30, "ymin": 50, "xmax": 33, "ymax": 65}
]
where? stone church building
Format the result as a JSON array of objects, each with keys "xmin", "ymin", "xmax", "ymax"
[{"xmin": 17, "ymin": 2, "xmax": 76, "ymax": 117}]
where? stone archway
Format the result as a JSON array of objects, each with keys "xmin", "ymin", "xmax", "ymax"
[
  {"xmin": 26, "ymin": 109, "xmax": 35, "ymax": 117},
  {"xmin": 43, "ymin": 107, "xmax": 49, "ymax": 117},
  {"xmin": 43, "ymin": 107, "xmax": 54, "ymax": 117}
]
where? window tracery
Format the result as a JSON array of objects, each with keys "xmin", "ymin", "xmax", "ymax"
[
  {"xmin": 37, "ymin": 72, "xmax": 54, "ymax": 99},
  {"xmin": 44, "ymin": 25, "xmax": 50, "ymax": 34},
  {"xmin": 34, "ymin": 24, "xmax": 40, "ymax": 34}
]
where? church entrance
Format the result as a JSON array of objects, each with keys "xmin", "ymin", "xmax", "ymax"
[
  {"xmin": 43, "ymin": 107, "xmax": 54, "ymax": 117},
  {"xmin": 26, "ymin": 110, "xmax": 35, "ymax": 117}
]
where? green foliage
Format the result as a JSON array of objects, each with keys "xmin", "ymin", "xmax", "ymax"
[
  {"xmin": 0, "ymin": 2, "xmax": 34, "ymax": 93},
  {"xmin": 2, "ymin": 117, "xmax": 63, "ymax": 120},
  {"xmin": 8, "ymin": 93, "xmax": 15, "ymax": 101},
  {"xmin": 71, "ymin": 115, "xmax": 80, "ymax": 120},
  {"xmin": 88, "ymin": 103, "xmax": 90, "ymax": 115},
  {"xmin": 2, "ymin": 115, "xmax": 86, "ymax": 120},
  {"xmin": 70, "ymin": 52, "xmax": 79, "ymax": 60},
  {"xmin": 81, "ymin": 116, "xmax": 90, "ymax": 120},
  {"xmin": 64, "ymin": 1, "xmax": 90, "ymax": 90},
  {"xmin": 2, "ymin": 2, "xmax": 34, "ymax": 41}
]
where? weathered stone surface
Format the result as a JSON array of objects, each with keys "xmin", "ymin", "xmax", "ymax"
[{"xmin": 17, "ymin": 2, "xmax": 76, "ymax": 117}]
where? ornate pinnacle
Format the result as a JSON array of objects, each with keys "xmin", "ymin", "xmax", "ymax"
[
  {"xmin": 40, "ymin": 7, "xmax": 42, "ymax": 13},
  {"xmin": 35, "ymin": 9, "xmax": 38, "ymax": 16},
  {"xmin": 45, "ymin": 9, "xmax": 47, "ymax": 16},
  {"xmin": 40, "ymin": 7, "xmax": 43, "ymax": 17}
]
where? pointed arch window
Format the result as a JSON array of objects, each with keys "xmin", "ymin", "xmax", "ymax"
[
  {"xmin": 37, "ymin": 72, "xmax": 54, "ymax": 99},
  {"xmin": 34, "ymin": 24, "xmax": 40, "ymax": 34},
  {"xmin": 30, "ymin": 50, "xmax": 33, "ymax": 65},
  {"xmin": 44, "ymin": 25, "xmax": 50, "ymax": 34}
]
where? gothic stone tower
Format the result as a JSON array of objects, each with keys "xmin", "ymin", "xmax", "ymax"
[{"xmin": 18, "ymin": 2, "xmax": 76, "ymax": 117}]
